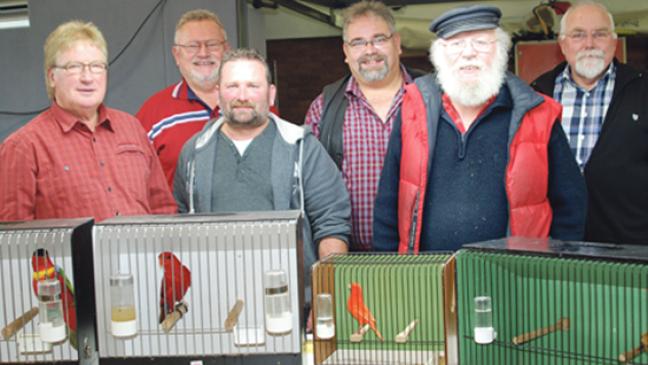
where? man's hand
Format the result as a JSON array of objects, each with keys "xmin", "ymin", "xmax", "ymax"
[{"xmin": 318, "ymin": 237, "xmax": 348, "ymax": 259}]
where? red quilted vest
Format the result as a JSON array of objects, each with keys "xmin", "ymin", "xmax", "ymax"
[{"xmin": 398, "ymin": 84, "xmax": 562, "ymax": 253}]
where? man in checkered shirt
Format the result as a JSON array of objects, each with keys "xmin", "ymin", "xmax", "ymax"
[
  {"xmin": 304, "ymin": 1, "xmax": 420, "ymax": 251},
  {"xmin": 533, "ymin": 1, "xmax": 648, "ymax": 245}
]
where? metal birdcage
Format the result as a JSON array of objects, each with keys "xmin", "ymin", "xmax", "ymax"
[
  {"xmin": 0, "ymin": 218, "xmax": 94, "ymax": 365},
  {"xmin": 92, "ymin": 211, "xmax": 304, "ymax": 364},
  {"xmin": 455, "ymin": 237, "xmax": 648, "ymax": 365},
  {"xmin": 312, "ymin": 252, "xmax": 454, "ymax": 365}
]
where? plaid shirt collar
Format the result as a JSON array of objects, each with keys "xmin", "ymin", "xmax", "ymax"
[
  {"xmin": 51, "ymin": 101, "xmax": 112, "ymax": 134},
  {"xmin": 556, "ymin": 61, "xmax": 615, "ymax": 92}
]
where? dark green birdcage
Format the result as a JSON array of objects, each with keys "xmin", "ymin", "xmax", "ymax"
[{"xmin": 455, "ymin": 237, "xmax": 648, "ymax": 365}]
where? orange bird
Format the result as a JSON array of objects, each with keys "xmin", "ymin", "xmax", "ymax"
[
  {"xmin": 347, "ymin": 282, "xmax": 383, "ymax": 341},
  {"xmin": 158, "ymin": 251, "xmax": 191, "ymax": 323}
]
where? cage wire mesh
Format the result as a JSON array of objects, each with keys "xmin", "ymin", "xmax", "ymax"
[
  {"xmin": 312, "ymin": 252, "xmax": 452, "ymax": 365},
  {"xmin": 0, "ymin": 220, "xmax": 88, "ymax": 363},
  {"xmin": 456, "ymin": 238, "xmax": 648, "ymax": 365},
  {"xmin": 92, "ymin": 211, "xmax": 303, "ymax": 360}
]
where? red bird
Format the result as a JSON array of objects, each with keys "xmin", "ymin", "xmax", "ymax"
[
  {"xmin": 347, "ymin": 282, "xmax": 383, "ymax": 341},
  {"xmin": 158, "ymin": 251, "xmax": 191, "ymax": 323},
  {"xmin": 31, "ymin": 248, "xmax": 77, "ymax": 349}
]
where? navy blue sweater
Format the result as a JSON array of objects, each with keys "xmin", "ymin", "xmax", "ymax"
[{"xmin": 373, "ymin": 86, "xmax": 586, "ymax": 252}]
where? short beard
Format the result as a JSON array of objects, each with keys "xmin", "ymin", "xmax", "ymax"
[
  {"xmin": 358, "ymin": 53, "xmax": 390, "ymax": 82},
  {"xmin": 223, "ymin": 102, "xmax": 269, "ymax": 129},
  {"xmin": 188, "ymin": 65, "xmax": 219, "ymax": 90},
  {"xmin": 574, "ymin": 49, "xmax": 607, "ymax": 80},
  {"xmin": 430, "ymin": 29, "xmax": 509, "ymax": 107}
]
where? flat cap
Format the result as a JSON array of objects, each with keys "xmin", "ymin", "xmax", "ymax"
[{"xmin": 429, "ymin": 5, "xmax": 502, "ymax": 39}]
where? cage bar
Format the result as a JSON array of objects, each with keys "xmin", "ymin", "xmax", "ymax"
[
  {"xmin": 0, "ymin": 218, "xmax": 94, "ymax": 365},
  {"xmin": 456, "ymin": 237, "xmax": 648, "ymax": 365},
  {"xmin": 312, "ymin": 252, "xmax": 453, "ymax": 365},
  {"xmin": 92, "ymin": 211, "xmax": 303, "ymax": 364}
]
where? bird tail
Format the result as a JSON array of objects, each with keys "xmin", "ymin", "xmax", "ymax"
[
  {"xmin": 68, "ymin": 329, "xmax": 78, "ymax": 350},
  {"xmin": 370, "ymin": 322, "xmax": 384, "ymax": 341}
]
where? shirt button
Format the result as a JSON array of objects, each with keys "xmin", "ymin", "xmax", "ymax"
[
  {"xmin": 92, "ymin": 137, "xmax": 96, "ymax": 143},
  {"xmin": 99, "ymin": 161, "xmax": 105, "ymax": 167},
  {"xmin": 107, "ymin": 186, "xmax": 112, "ymax": 192},
  {"xmin": 115, "ymin": 211, "xmax": 120, "ymax": 216}
]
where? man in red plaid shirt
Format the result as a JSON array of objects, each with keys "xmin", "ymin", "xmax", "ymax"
[
  {"xmin": 0, "ymin": 21, "xmax": 176, "ymax": 222},
  {"xmin": 304, "ymin": 0, "xmax": 419, "ymax": 251}
]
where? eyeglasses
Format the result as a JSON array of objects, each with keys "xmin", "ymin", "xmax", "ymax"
[
  {"xmin": 346, "ymin": 34, "xmax": 393, "ymax": 49},
  {"xmin": 175, "ymin": 40, "xmax": 226, "ymax": 54},
  {"xmin": 443, "ymin": 38, "xmax": 496, "ymax": 55},
  {"xmin": 563, "ymin": 30, "xmax": 615, "ymax": 43},
  {"xmin": 53, "ymin": 61, "xmax": 108, "ymax": 75}
]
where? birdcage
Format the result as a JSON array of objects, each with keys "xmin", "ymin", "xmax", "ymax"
[
  {"xmin": 92, "ymin": 211, "xmax": 304, "ymax": 364},
  {"xmin": 455, "ymin": 237, "xmax": 648, "ymax": 365},
  {"xmin": 0, "ymin": 218, "xmax": 95, "ymax": 364},
  {"xmin": 312, "ymin": 252, "xmax": 455, "ymax": 365}
]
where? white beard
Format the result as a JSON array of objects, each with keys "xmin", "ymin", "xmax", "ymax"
[
  {"xmin": 189, "ymin": 67, "xmax": 219, "ymax": 89},
  {"xmin": 574, "ymin": 49, "xmax": 607, "ymax": 80},
  {"xmin": 431, "ymin": 41, "xmax": 507, "ymax": 107}
]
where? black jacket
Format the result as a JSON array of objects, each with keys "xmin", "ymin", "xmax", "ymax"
[
  {"xmin": 318, "ymin": 66, "xmax": 424, "ymax": 169},
  {"xmin": 532, "ymin": 60, "xmax": 648, "ymax": 244}
]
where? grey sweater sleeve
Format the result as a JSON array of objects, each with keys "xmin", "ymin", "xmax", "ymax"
[
  {"xmin": 173, "ymin": 141, "xmax": 193, "ymax": 214},
  {"xmin": 299, "ymin": 134, "xmax": 351, "ymax": 248}
]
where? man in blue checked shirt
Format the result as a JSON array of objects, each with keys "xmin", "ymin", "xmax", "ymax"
[{"xmin": 532, "ymin": 1, "xmax": 648, "ymax": 245}]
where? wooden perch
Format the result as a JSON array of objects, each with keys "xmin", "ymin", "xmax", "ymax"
[
  {"xmin": 2, "ymin": 307, "xmax": 39, "ymax": 340},
  {"xmin": 619, "ymin": 332, "xmax": 648, "ymax": 363},
  {"xmin": 224, "ymin": 299, "xmax": 244, "ymax": 332},
  {"xmin": 350, "ymin": 324, "xmax": 370, "ymax": 343},
  {"xmin": 395, "ymin": 319, "xmax": 419, "ymax": 344},
  {"xmin": 161, "ymin": 302, "xmax": 188, "ymax": 333},
  {"xmin": 512, "ymin": 317, "xmax": 570, "ymax": 345}
]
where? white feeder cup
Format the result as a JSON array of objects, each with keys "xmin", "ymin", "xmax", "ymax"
[
  {"xmin": 37, "ymin": 279, "xmax": 67, "ymax": 343},
  {"xmin": 474, "ymin": 295, "xmax": 496, "ymax": 344},
  {"xmin": 263, "ymin": 270, "xmax": 292, "ymax": 335},
  {"xmin": 315, "ymin": 293, "xmax": 335, "ymax": 340},
  {"xmin": 110, "ymin": 273, "xmax": 137, "ymax": 338}
]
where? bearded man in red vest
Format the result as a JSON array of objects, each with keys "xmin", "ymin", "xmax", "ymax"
[{"xmin": 373, "ymin": 5, "xmax": 587, "ymax": 253}]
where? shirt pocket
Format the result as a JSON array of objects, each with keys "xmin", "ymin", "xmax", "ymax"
[{"xmin": 114, "ymin": 143, "xmax": 150, "ymax": 204}]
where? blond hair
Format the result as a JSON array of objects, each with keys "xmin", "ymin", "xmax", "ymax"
[
  {"xmin": 43, "ymin": 20, "xmax": 107, "ymax": 99},
  {"xmin": 175, "ymin": 9, "xmax": 227, "ymax": 43}
]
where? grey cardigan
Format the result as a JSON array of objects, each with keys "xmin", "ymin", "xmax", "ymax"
[{"xmin": 174, "ymin": 113, "xmax": 351, "ymax": 301}]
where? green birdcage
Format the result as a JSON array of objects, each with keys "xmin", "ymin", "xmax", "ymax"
[
  {"xmin": 455, "ymin": 237, "xmax": 648, "ymax": 365},
  {"xmin": 312, "ymin": 252, "xmax": 454, "ymax": 365}
]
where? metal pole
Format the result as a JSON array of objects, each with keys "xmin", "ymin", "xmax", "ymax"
[{"xmin": 236, "ymin": 0, "xmax": 249, "ymax": 48}]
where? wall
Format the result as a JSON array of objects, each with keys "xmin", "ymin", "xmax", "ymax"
[
  {"xmin": 267, "ymin": 37, "xmax": 433, "ymax": 125},
  {"xmin": 0, "ymin": 0, "xmax": 245, "ymax": 142}
]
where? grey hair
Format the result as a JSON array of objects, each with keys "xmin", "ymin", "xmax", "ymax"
[
  {"xmin": 341, "ymin": 1, "xmax": 396, "ymax": 42},
  {"xmin": 175, "ymin": 9, "xmax": 227, "ymax": 43},
  {"xmin": 217, "ymin": 48, "xmax": 272, "ymax": 84},
  {"xmin": 559, "ymin": 1, "xmax": 616, "ymax": 38}
]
